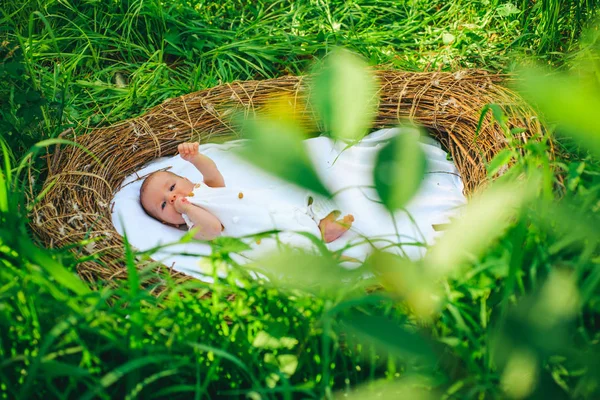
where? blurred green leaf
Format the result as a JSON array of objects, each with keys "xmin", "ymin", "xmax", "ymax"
[
  {"xmin": 250, "ymin": 248, "xmax": 363, "ymax": 291},
  {"xmin": 121, "ymin": 229, "xmax": 141, "ymax": 332},
  {"xmin": 334, "ymin": 377, "xmax": 438, "ymax": 400},
  {"xmin": 252, "ymin": 331, "xmax": 298, "ymax": 350},
  {"xmin": 374, "ymin": 128, "xmax": 427, "ymax": 211},
  {"xmin": 486, "ymin": 148, "xmax": 515, "ymax": 177},
  {"xmin": 492, "ymin": 271, "xmax": 583, "ymax": 400},
  {"xmin": 210, "ymin": 236, "xmax": 252, "ymax": 258},
  {"xmin": 238, "ymin": 116, "xmax": 330, "ymax": 197},
  {"xmin": 0, "ymin": 136, "xmax": 12, "ymax": 186},
  {"xmin": 277, "ymin": 354, "xmax": 298, "ymax": 376},
  {"xmin": 340, "ymin": 311, "xmax": 436, "ymax": 365},
  {"xmin": 368, "ymin": 251, "xmax": 440, "ymax": 317},
  {"xmin": 476, "ymin": 104, "xmax": 508, "ymax": 138},
  {"xmin": 532, "ymin": 200, "xmax": 600, "ymax": 301},
  {"xmin": 566, "ymin": 161, "xmax": 585, "ymax": 192},
  {"xmin": 426, "ymin": 180, "xmax": 536, "ymax": 275},
  {"xmin": 500, "ymin": 349, "xmax": 539, "ymax": 399},
  {"xmin": 311, "ymin": 48, "xmax": 378, "ymax": 142},
  {"xmin": 517, "ymin": 68, "xmax": 600, "ymax": 157},
  {"xmin": 0, "ymin": 170, "xmax": 7, "ymax": 213}
]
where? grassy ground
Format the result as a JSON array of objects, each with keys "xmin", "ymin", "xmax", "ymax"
[{"xmin": 1, "ymin": 0, "xmax": 600, "ymax": 399}]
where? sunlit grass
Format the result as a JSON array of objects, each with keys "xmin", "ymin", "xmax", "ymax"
[{"xmin": 1, "ymin": 0, "xmax": 600, "ymax": 399}]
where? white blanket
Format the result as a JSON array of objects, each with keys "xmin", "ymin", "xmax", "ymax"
[{"xmin": 111, "ymin": 127, "xmax": 466, "ymax": 281}]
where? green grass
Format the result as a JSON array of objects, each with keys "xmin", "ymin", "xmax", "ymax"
[
  {"xmin": 1, "ymin": 0, "xmax": 600, "ymax": 399},
  {"xmin": 2, "ymin": 0, "xmax": 598, "ymax": 155}
]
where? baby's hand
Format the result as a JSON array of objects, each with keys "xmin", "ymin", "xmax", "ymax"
[
  {"xmin": 174, "ymin": 196, "xmax": 191, "ymax": 214},
  {"xmin": 178, "ymin": 142, "xmax": 200, "ymax": 163}
]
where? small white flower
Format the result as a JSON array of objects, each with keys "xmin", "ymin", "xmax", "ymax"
[
  {"xmin": 67, "ymin": 214, "xmax": 83, "ymax": 225},
  {"xmin": 71, "ymin": 201, "xmax": 79, "ymax": 211},
  {"xmin": 441, "ymin": 98, "xmax": 458, "ymax": 107},
  {"xmin": 131, "ymin": 123, "xmax": 142, "ymax": 137},
  {"xmin": 204, "ymin": 103, "xmax": 215, "ymax": 113},
  {"xmin": 84, "ymin": 242, "xmax": 96, "ymax": 254},
  {"xmin": 453, "ymin": 70, "xmax": 467, "ymax": 80}
]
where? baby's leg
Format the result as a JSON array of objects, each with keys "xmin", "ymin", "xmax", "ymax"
[{"xmin": 319, "ymin": 211, "xmax": 354, "ymax": 243}]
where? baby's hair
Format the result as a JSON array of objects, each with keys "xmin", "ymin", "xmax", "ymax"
[
  {"xmin": 139, "ymin": 171, "xmax": 161, "ymax": 219},
  {"xmin": 139, "ymin": 170, "xmax": 176, "ymax": 219}
]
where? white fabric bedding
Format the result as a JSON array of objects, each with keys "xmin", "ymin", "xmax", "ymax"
[{"xmin": 111, "ymin": 127, "xmax": 467, "ymax": 281}]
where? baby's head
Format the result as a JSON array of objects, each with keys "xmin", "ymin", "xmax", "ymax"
[{"xmin": 140, "ymin": 170, "xmax": 194, "ymax": 225}]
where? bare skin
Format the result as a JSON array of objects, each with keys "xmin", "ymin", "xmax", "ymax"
[
  {"xmin": 142, "ymin": 142, "xmax": 354, "ymax": 242},
  {"xmin": 140, "ymin": 142, "xmax": 225, "ymax": 240},
  {"xmin": 319, "ymin": 211, "xmax": 355, "ymax": 243}
]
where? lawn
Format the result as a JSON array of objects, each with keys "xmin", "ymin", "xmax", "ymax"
[{"xmin": 1, "ymin": 1, "xmax": 600, "ymax": 399}]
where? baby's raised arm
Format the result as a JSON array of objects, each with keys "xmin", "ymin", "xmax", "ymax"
[{"xmin": 178, "ymin": 142, "xmax": 225, "ymax": 188}]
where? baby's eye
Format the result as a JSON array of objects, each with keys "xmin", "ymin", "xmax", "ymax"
[
  {"xmin": 170, "ymin": 184, "xmax": 175, "ymax": 191},
  {"xmin": 161, "ymin": 201, "xmax": 166, "ymax": 210}
]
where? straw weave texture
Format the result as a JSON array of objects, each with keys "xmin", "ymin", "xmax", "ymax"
[{"xmin": 31, "ymin": 70, "xmax": 545, "ymax": 287}]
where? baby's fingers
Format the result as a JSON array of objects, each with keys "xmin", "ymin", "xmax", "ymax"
[
  {"xmin": 178, "ymin": 143, "xmax": 189, "ymax": 156},
  {"xmin": 178, "ymin": 142, "xmax": 200, "ymax": 160},
  {"xmin": 185, "ymin": 142, "xmax": 197, "ymax": 155},
  {"xmin": 178, "ymin": 143, "xmax": 191, "ymax": 158}
]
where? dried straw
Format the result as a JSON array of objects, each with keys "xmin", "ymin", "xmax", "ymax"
[{"xmin": 30, "ymin": 70, "xmax": 546, "ymax": 287}]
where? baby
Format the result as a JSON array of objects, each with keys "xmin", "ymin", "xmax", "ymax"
[{"xmin": 140, "ymin": 142, "xmax": 354, "ymax": 243}]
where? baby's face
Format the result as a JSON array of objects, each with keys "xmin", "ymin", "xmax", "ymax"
[{"xmin": 141, "ymin": 171, "xmax": 195, "ymax": 225}]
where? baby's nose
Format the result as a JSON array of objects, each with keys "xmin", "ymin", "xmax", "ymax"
[{"xmin": 169, "ymin": 193, "xmax": 177, "ymax": 203}]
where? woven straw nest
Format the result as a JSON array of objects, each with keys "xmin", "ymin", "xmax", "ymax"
[{"xmin": 31, "ymin": 70, "xmax": 546, "ymax": 288}]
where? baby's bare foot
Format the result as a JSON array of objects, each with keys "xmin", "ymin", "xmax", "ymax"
[{"xmin": 321, "ymin": 214, "xmax": 354, "ymax": 243}]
